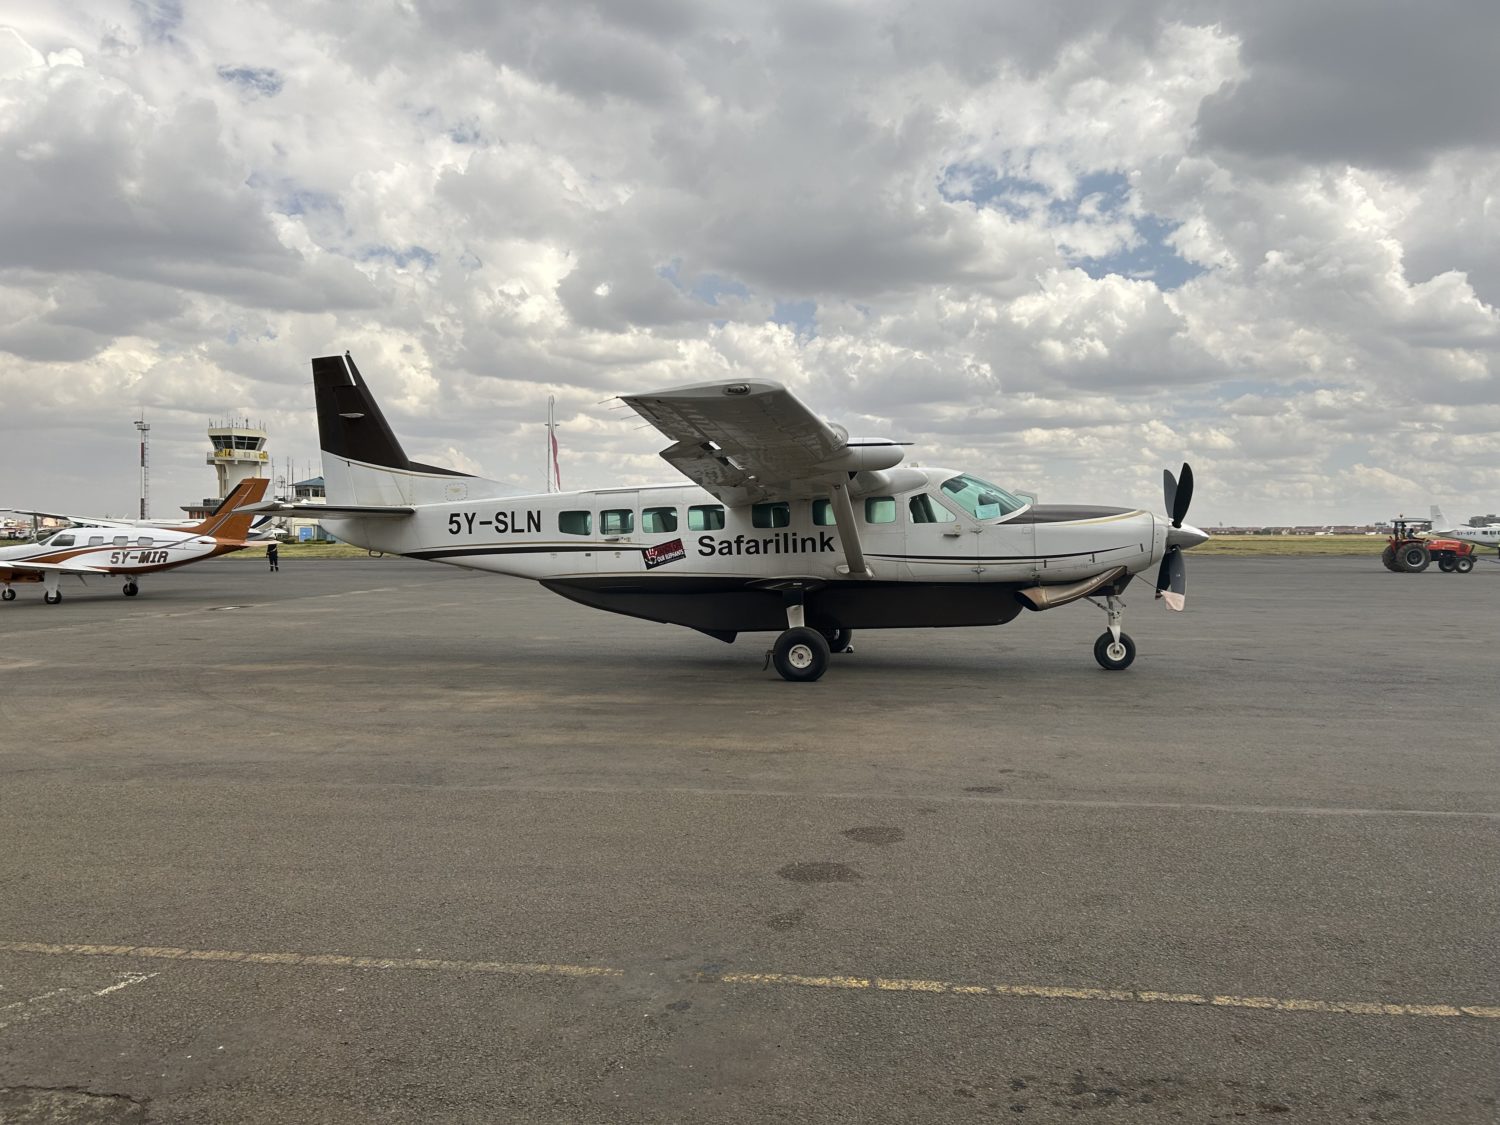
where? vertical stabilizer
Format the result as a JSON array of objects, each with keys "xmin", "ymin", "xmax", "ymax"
[
  {"xmin": 311, "ymin": 353, "xmax": 511, "ymax": 506},
  {"xmin": 188, "ymin": 477, "xmax": 270, "ymax": 539}
]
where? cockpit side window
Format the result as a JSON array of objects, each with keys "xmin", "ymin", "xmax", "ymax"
[
  {"xmin": 50, "ymin": 533, "xmax": 76, "ymax": 547},
  {"xmin": 909, "ymin": 494, "xmax": 957, "ymax": 523},
  {"xmin": 941, "ymin": 474, "xmax": 1025, "ymax": 520}
]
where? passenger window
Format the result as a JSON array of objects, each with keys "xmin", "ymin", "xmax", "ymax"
[
  {"xmin": 752, "ymin": 502, "xmax": 790, "ymax": 529},
  {"xmin": 88, "ymin": 536, "xmax": 105, "ymax": 547},
  {"xmin": 136, "ymin": 537, "xmax": 154, "ymax": 548},
  {"xmin": 909, "ymin": 494, "xmax": 957, "ymax": 523},
  {"xmin": 864, "ymin": 497, "xmax": 897, "ymax": 524},
  {"xmin": 113, "ymin": 535, "xmax": 129, "ymax": 547},
  {"xmin": 688, "ymin": 505, "xmax": 725, "ymax": 531},
  {"xmin": 642, "ymin": 507, "xmax": 678, "ymax": 534},
  {"xmin": 811, "ymin": 499, "xmax": 836, "ymax": 526},
  {"xmin": 600, "ymin": 509, "xmax": 633, "ymax": 536},
  {"xmin": 559, "ymin": 510, "xmax": 591, "ymax": 535}
]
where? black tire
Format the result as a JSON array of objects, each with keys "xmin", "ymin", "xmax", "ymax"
[
  {"xmin": 1, "ymin": 588, "xmax": 14, "ymax": 602},
  {"xmin": 43, "ymin": 590, "xmax": 62, "ymax": 605},
  {"xmin": 1455, "ymin": 556, "xmax": 1475, "ymax": 574},
  {"xmin": 1093, "ymin": 631, "xmax": 1136, "ymax": 671},
  {"xmin": 821, "ymin": 626, "xmax": 853, "ymax": 653},
  {"xmin": 772, "ymin": 627, "xmax": 831, "ymax": 683},
  {"xmin": 1438, "ymin": 559, "xmax": 1455, "ymax": 572},
  {"xmin": 1398, "ymin": 544, "xmax": 1430, "ymax": 573},
  {"xmin": 123, "ymin": 583, "xmax": 139, "ymax": 597},
  {"xmin": 1380, "ymin": 545, "xmax": 1400, "ymax": 571}
]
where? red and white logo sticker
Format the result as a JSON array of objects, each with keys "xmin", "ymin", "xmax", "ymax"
[{"xmin": 643, "ymin": 538, "xmax": 686, "ymax": 569}]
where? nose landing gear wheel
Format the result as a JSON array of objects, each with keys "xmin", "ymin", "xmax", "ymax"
[
  {"xmin": 1093, "ymin": 631, "xmax": 1136, "ymax": 671},
  {"xmin": 771, "ymin": 626, "xmax": 832, "ymax": 682},
  {"xmin": 44, "ymin": 590, "xmax": 62, "ymax": 605}
]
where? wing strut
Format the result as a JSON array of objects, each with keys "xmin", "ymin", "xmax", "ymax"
[{"xmin": 829, "ymin": 482, "xmax": 872, "ymax": 578}]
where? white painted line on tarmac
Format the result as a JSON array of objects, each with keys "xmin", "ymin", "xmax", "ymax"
[
  {"xmin": 0, "ymin": 970, "xmax": 159, "ymax": 1030},
  {"xmin": 2, "ymin": 941, "xmax": 1495, "ymax": 1022}
]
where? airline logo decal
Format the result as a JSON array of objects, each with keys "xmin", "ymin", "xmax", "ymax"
[{"xmin": 643, "ymin": 538, "xmax": 686, "ymax": 569}]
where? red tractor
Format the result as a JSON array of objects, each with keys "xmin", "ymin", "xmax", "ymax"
[{"xmin": 1382, "ymin": 518, "xmax": 1476, "ymax": 573}]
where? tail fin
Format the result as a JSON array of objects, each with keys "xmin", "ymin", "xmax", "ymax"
[
  {"xmin": 189, "ymin": 477, "xmax": 270, "ymax": 539},
  {"xmin": 1431, "ymin": 505, "xmax": 1448, "ymax": 530},
  {"xmin": 312, "ymin": 352, "xmax": 511, "ymax": 506},
  {"xmin": 313, "ymin": 353, "xmax": 470, "ymax": 477}
]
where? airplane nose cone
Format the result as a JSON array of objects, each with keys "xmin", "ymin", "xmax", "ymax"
[{"xmin": 1167, "ymin": 523, "xmax": 1210, "ymax": 550}]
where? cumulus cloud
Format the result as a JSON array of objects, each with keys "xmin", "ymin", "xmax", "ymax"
[{"xmin": 0, "ymin": 0, "xmax": 1497, "ymax": 525}]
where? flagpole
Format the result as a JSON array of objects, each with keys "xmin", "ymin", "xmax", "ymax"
[{"xmin": 546, "ymin": 395, "xmax": 557, "ymax": 493}]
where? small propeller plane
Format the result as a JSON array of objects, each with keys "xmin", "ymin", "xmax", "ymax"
[
  {"xmin": 0, "ymin": 476, "xmax": 270, "ymax": 605},
  {"xmin": 1429, "ymin": 506, "xmax": 1500, "ymax": 558},
  {"xmin": 246, "ymin": 354, "xmax": 1208, "ymax": 681}
]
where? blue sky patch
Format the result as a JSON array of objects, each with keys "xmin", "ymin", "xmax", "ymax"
[
  {"xmin": 217, "ymin": 66, "xmax": 284, "ymax": 98},
  {"xmin": 941, "ymin": 164, "xmax": 1205, "ymax": 289},
  {"xmin": 772, "ymin": 299, "xmax": 817, "ymax": 338},
  {"xmin": 358, "ymin": 245, "xmax": 437, "ymax": 269}
]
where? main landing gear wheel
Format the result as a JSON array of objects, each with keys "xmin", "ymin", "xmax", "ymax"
[
  {"xmin": 821, "ymin": 627, "xmax": 853, "ymax": 654},
  {"xmin": 1, "ymin": 589, "xmax": 14, "ymax": 602},
  {"xmin": 122, "ymin": 582, "xmax": 139, "ymax": 597},
  {"xmin": 1094, "ymin": 631, "xmax": 1136, "ymax": 671},
  {"xmin": 772, "ymin": 627, "xmax": 831, "ymax": 683},
  {"xmin": 44, "ymin": 590, "xmax": 62, "ymax": 605},
  {"xmin": 1455, "ymin": 557, "xmax": 1475, "ymax": 574}
]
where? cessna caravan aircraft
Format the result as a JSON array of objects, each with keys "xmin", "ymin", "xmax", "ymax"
[
  {"xmin": 246, "ymin": 354, "xmax": 1208, "ymax": 681},
  {"xmin": 0, "ymin": 477, "xmax": 269, "ymax": 604},
  {"xmin": 1429, "ymin": 507, "xmax": 1500, "ymax": 556}
]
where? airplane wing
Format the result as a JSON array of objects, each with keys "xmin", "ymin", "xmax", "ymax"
[
  {"xmin": 236, "ymin": 501, "xmax": 415, "ymax": 519},
  {"xmin": 619, "ymin": 381, "xmax": 848, "ymax": 506},
  {"xmin": 0, "ymin": 559, "xmax": 110, "ymax": 576},
  {"xmin": 620, "ymin": 380, "xmax": 907, "ymax": 578},
  {"xmin": 1, "ymin": 508, "xmax": 139, "ymax": 528}
]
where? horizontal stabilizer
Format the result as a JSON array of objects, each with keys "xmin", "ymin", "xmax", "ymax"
[{"xmin": 237, "ymin": 501, "xmax": 415, "ymax": 520}]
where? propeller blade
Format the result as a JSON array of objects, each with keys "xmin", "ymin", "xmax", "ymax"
[
  {"xmin": 1163, "ymin": 469, "xmax": 1178, "ymax": 519},
  {"xmin": 1170, "ymin": 462, "xmax": 1194, "ymax": 529},
  {"xmin": 1156, "ymin": 545, "xmax": 1186, "ymax": 611}
]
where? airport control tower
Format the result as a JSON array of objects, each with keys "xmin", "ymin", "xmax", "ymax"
[{"xmin": 182, "ymin": 419, "xmax": 270, "ymax": 518}]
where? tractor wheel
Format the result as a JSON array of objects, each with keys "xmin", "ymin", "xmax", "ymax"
[
  {"xmin": 1398, "ymin": 543, "xmax": 1431, "ymax": 573},
  {"xmin": 1438, "ymin": 558, "xmax": 1455, "ymax": 572},
  {"xmin": 1380, "ymin": 545, "xmax": 1400, "ymax": 571},
  {"xmin": 1455, "ymin": 556, "xmax": 1475, "ymax": 574}
]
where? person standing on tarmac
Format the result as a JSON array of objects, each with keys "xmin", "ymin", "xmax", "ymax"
[{"xmin": 267, "ymin": 541, "xmax": 279, "ymax": 572}]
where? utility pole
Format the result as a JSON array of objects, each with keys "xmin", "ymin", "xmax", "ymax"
[{"xmin": 134, "ymin": 413, "xmax": 151, "ymax": 520}]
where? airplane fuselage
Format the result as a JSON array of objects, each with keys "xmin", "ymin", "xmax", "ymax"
[
  {"xmin": 322, "ymin": 467, "xmax": 1166, "ymax": 635},
  {"xmin": 0, "ymin": 527, "xmax": 241, "ymax": 582}
]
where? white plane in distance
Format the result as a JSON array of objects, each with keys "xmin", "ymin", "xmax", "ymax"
[
  {"xmin": 4, "ymin": 494, "xmax": 283, "ymax": 537},
  {"xmin": 0, "ymin": 477, "xmax": 270, "ymax": 605},
  {"xmin": 1429, "ymin": 507, "xmax": 1500, "ymax": 556},
  {"xmin": 245, "ymin": 354, "xmax": 1208, "ymax": 681}
]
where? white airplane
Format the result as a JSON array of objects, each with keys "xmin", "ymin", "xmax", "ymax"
[
  {"xmin": 4, "ymin": 493, "xmax": 282, "ymax": 538},
  {"xmin": 1429, "ymin": 506, "xmax": 1500, "ymax": 556},
  {"xmin": 245, "ymin": 354, "xmax": 1208, "ymax": 681},
  {"xmin": 0, "ymin": 477, "xmax": 270, "ymax": 605}
]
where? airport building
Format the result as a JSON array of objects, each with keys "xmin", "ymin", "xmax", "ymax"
[{"xmin": 181, "ymin": 420, "xmax": 270, "ymax": 520}]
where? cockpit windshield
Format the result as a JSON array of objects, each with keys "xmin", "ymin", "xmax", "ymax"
[{"xmin": 941, "ymin": 474, "xmax": 1027, "ymax": 520}]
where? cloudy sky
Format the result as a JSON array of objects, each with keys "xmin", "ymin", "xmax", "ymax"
[{"xmin": 2, "ymin": 0, "xmax": 1498, "ymax": 525}]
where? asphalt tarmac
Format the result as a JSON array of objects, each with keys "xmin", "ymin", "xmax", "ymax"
[{"xmin": 1, "ymin": 555, "xmax": 1496, "ymax": 1124}]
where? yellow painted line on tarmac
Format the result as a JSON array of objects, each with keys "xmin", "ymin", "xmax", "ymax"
[{"xmin": 1, "ymin": 941, "xmax": 1496, "ymax": 1021}]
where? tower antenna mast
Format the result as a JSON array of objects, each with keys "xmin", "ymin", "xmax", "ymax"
[{"xmin": 134, "ymin": 413, "xmax": 151, "ymax": 520}]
